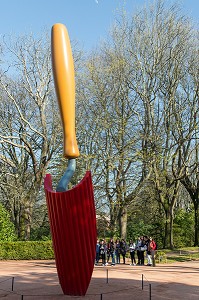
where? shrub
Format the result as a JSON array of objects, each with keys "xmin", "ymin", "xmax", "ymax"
[
  {"xmin": 155, "ymin": 251, "xmax": 167, "ymax": 263},
  {"xmin": 0, "ymin": 241, "xmax": 54, "ymax": 260},
  {"xmin": 0, "ymin": 204, "xmax": 17, "ymax": 241}
]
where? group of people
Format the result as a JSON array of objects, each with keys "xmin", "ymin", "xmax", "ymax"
[{"xmin": 95, "ymin": 236, "xmax": 157, "ymax": 267}]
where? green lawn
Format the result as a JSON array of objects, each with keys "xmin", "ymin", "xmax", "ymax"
[{"xmin": 156, "ymin": 247, "xmax": 199, "ymax": 263}]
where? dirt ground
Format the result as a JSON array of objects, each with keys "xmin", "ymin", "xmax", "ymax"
[{"xmin": 0, "ymin": 259, "xmax": 198, "ymax": 299}]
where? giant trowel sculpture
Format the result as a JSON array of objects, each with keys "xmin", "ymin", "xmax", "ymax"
[{"xmin": 44, "ymin": 23, "xmax": 96, "ymax": 296}]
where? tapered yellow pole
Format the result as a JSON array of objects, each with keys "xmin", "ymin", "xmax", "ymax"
[{"xmin": 51, "ymin": 23, "xmax": 80, "ymax": 159}]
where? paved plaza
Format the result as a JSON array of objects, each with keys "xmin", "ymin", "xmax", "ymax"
[{"xmin": 0, "ymin": 260, "xmax": 198, "ymax": 299}]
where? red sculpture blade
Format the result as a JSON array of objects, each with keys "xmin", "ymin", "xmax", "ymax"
[{"xmin": 44, "ymin": 171, "xmax": 96, "ymax": 296}]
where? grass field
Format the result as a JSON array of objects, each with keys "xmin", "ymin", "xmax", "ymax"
[{"xmin": 156, "ymin": 247, "xmax": 199, "ymax": 263}]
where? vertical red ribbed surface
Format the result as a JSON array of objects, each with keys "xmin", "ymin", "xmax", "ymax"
[{"xmin": 44, "ymin": 171, "xmax": 96, "ymax": 296}]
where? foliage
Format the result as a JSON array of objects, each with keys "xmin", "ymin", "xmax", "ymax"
[
  {"xmin": 0, "ymin": 241, "xmax": 54, "ymax": 260},
  {"xmin": 96, "ymin": 215, "xmax": 110, "ymax": 238},
  {"xmin": 173, "ymin": 207, "xmax": 195, "ymax": 248},
  {"xmin": 126, "ymin": 186, "xmax": 165, "ymax": 247},
  {"xmin": 30, "ymin": 226, "xmax": 51, "ymax": 241},
  {"xmin": 30, "ymin": 203, "xmax": 51, "ymax": 241},
  {"xmin": 127, "ymin": 219, "xmax": 153, "ymax": 241},
  {"xmin": 0, "ymin": 204, "xmax": 17, "ymax": 241}
]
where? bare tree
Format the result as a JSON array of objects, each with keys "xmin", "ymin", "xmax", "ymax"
[
  {"xmin": 115, "ymin": 0, "xmax": 198, "ymax": 248},
  {"xmin": 171, "ymin": 32, "xmax": 199, "ymax": 245},
  {"xmin": 76, "ymin": 32, "xmax": 142, "ymax": 239},
  {"xmin": 0, "ymin": 33, "xmax": 61, "ymax": 239}
]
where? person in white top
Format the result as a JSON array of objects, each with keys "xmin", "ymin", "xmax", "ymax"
[{"xmin": 129, "ymin": 240, "xmax": 136, "ymax": 265}]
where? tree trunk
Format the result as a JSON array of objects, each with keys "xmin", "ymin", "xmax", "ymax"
[
  {"xmin": 169, "ymin": 207, "xmax": 174, "ymax": 249},
  {"xmin": 24, "ymin": 202, "xmax": 33, "ymax": 240},
  {"xmin": 109, "ymin": 213, "xmax": 116, "ymax": 237},
  {"xmin": 164, "ymin": 211, "xmax": 169, "ymax": 249},
  {"xmin": 119, "ymin": 206, "xmax": 127, "ymax": 239},
  {"xmin": 193, "ymin": 202, "xmax": 199, "ymax": 246},
  {"xmin": 164, "ymin": 208, "xmax": 174, "ymax": 249}
]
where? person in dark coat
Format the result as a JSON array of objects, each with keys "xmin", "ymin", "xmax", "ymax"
[
  {"xmin": 107, "ymin": 238, "xmax": 116, "ymax": 266},
  {"xmin": 95, "ymin": 239, "xmax": 100, "ymax": 265},
  {"xmin": 120, "ymin": 239, "xmax": 127, "ymax": 264},
  {"xmin": 115, "ymin": 239, "xmax": 121, "ymax": 264},
  {"xmin": 99, "ymin": 240, "xmax": 107, "ymax": 266}
]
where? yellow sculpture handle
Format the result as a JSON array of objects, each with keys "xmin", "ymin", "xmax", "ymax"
[{"xmin": 51, "ymin": 23, "xmax": 80, "ymax": 159}]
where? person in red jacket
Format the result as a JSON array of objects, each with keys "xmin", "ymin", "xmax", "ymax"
[{"xmin": 149, "ymin": 237, "xmax": 157, "ymax": 267}]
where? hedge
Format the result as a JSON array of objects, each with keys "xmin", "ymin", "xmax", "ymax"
[{"xmin": 0, "ymin": 241, "xmax": 54, "ymax": 260}]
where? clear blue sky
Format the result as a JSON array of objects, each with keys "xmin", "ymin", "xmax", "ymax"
[{"xmin": 0, "ymin": 0, "xmax": 198, "ymax": 51}]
